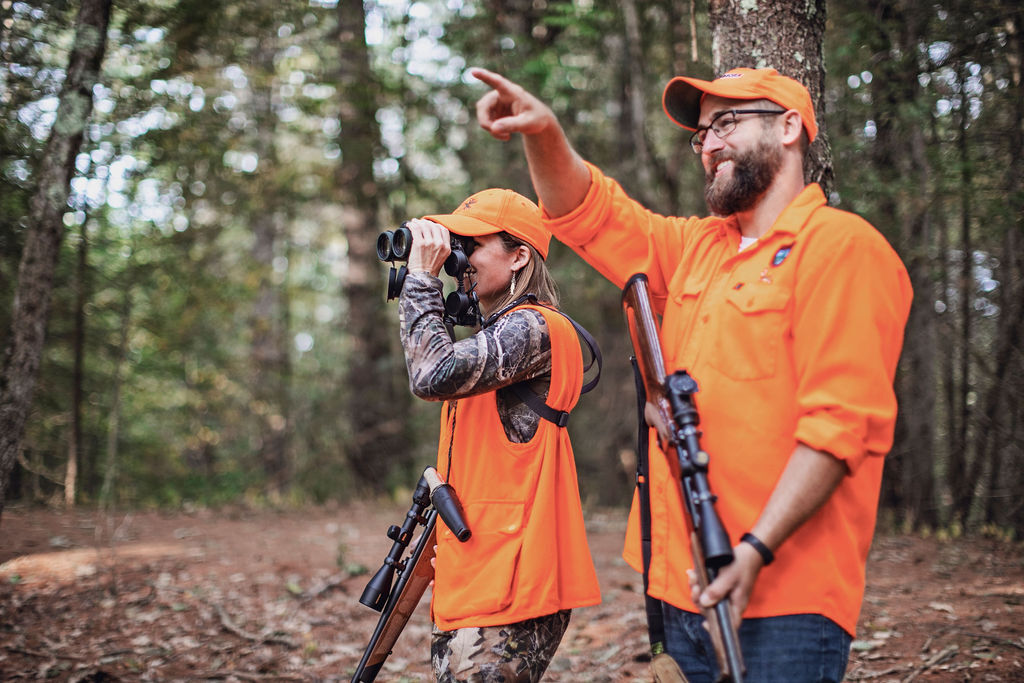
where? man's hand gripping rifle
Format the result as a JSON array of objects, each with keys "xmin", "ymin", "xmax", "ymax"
[
  {"xmin": 351, "ymin": 467, "xmax": 470, "ymax": 683},
  {"xmin": 622, "ymin": 274, "xmax": 745, "ymax": 683}
]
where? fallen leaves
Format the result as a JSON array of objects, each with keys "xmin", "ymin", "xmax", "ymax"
[{"xmin": 0, "ymin": 506, "xmax": 1022, "ymax": 681}]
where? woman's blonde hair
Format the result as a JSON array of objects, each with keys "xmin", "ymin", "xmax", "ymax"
[{"xmin": 487, "ymin": 232, "xmax": 560, "ymax": 313}]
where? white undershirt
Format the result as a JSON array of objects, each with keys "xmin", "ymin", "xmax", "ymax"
[{"xmin": 739, "ymin": 235, "xmax": 758, "ymax": 252}]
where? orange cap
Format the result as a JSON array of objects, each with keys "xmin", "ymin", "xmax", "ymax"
[
  {"xmin": 662, "ymin": 67, "xmax": 818, "ymax": 143},
  {"xmin": 424, "ymin": 189, "xmax": 551, "ymax": 259}
]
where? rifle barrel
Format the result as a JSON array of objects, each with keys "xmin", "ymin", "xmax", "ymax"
[{"xmin": 621, "ymin": 273, "xmax": 745, "ymax": 682}]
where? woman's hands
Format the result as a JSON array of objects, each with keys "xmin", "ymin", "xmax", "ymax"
[{"xmin": 405, "ymin": 218, "xmax": 452, "ymax": 278}]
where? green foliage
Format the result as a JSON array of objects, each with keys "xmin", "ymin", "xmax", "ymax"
[
  {"xmin": 3, "ymin": 0, "xmax": 1022, "ymax": 537},
  {"xmin": 827, "ymin": 0, "xmax": 1024, "ymax": 534}
]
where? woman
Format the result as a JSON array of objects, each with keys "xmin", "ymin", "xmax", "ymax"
[{"xmin": 398, "ymin": 189, "xmax": 601, "ymax": 682}]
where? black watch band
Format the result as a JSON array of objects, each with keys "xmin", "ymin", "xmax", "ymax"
[{"xmin": 741, "ymin": 532, "xmax": 775, "ymax": 566}]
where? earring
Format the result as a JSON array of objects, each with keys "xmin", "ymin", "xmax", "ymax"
[{"xmin": 510, "ymin": 271, "xmax": 517, "ymax": 296}]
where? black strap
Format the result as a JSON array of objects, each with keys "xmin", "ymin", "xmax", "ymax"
[
  {"xmin": 444, "ymin": 400, "xmax": 457, "ymax": 480},
  {"xmin": 632, "ymin": 356, "xmax": 668, "ymax": 653},
  {"xmin": 508, "ymin": 382, "xmax": 570, "ymax": 428},
  {"xmin": 485, "ymin": 294, "xmax": 602, "ymax": 427}
]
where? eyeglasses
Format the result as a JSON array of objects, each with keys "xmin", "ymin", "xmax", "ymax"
[{"xmin": 689, "ymin": 109, "xmax": 786, "ymax": 154}]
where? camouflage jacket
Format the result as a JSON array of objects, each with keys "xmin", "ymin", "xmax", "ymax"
[{"xmin": 398, "ymin": 271, "xmax": 551, "ymax": 443}]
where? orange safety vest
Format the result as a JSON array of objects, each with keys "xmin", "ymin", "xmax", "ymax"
[{"xmin": 430, "ymin": 303, "xmax": 601, "ymax": 630}]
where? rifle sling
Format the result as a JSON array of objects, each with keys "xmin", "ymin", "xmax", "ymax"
[{"xmin": 632, "ymin": 356, "xmax": 669, "ymax": 651}]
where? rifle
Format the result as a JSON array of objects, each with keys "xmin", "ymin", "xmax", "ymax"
[
  {"xmin": 631, "ymin": 354, "xmax": 690, "ymax": 683},
  {"xmin": 351, "ymin": 467, "xmax": 471, "ymax": 683},
  {"xmin": 621, "ymin": 273, "xmax": 745, "ymax": 683}
]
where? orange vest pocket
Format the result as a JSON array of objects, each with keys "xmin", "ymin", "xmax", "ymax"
[{"xmin": 433, "ymin": 500, "xmax": 526, "ymax": 622}]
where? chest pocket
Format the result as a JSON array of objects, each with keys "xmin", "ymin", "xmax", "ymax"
[
  {"xmin": 663, "ymin": 274, "xmax": 705, "ymax": 369},
  {"xmin": 709, "ymin": 285, "xmax": 791, "ymax": 381}
]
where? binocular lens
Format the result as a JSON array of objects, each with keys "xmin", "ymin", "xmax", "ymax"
[
  {"xmin": 376, "ymin": 231, "xmax": 393, "ymax": 261},
  {"xmin": 377, "ymin": 225, "xmax": 413, "ymax": 262},
  {"xmin": 391, "ymin": 227, "xmax": 412, "ymax": 260}
]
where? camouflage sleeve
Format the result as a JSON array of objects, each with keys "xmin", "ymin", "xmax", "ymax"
[{"xmin": 398, "ymin": 271, "xmax": 551, "ymax": 402}]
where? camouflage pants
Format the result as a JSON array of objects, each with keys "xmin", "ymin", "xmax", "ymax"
[{"xmin": 431, "ymin": 609, "xmax": 571, "ymax": 682}]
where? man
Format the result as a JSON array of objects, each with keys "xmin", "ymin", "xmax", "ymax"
[{"xmin": 469, "ymin": 66, "xmax": 912, "ymax": 682}]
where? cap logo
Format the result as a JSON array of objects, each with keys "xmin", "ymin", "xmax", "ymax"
[
  {"xmin": 719, "ymin": 73, "xmax": 742, "ymax": 79},
  {"xmin": 458, "ymin": 198, "xmax": 477, "ymax": 212}
]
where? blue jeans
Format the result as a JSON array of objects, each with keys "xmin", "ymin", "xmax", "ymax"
[{"xmin": 661, "ymin": 604, "xmax": 853, "ymax": 683}]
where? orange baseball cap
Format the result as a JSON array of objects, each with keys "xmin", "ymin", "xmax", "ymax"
[
  {"xmin": 424, "ymin": 189, "xmax": 551, "ymax": 259},
  {"xmin": 662, "ymin": 67, "xmax": 818, "ymax": 143}
]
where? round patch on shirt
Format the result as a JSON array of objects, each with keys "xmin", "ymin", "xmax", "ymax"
[{"xmin": 772, "ymin": 245, "xmax": 793, "ymax": 266}]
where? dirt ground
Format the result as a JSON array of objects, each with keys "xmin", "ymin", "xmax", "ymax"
[{"xmin": 0, "ymin": 503, "xmax": 1022, "ymax": 682}]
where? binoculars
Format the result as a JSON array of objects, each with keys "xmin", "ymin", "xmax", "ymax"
[
  {"xmin": 377, "ymin": 224, "xmax": 474, "ymax": 278},
  {"xmin": 377, "ymin": 222, "xmax": 481, "ymax": 329}
]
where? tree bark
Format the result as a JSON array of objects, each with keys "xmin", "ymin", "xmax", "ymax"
[
  {"xmin": 99, "ymin": 286, "xmax": 131, "ymax": 509},
  {"xmin": 336, "ymin": 0, "xmax": 412, "ymax": 491},
  {"xmin": 66, "ymin": 215, "xmax": 89, "ymax": 508},
  {"xmin": 981, "ymin": 5, "xmax": 1024, "ymax": 527},
  {"xmin": 619, "ymin": 0, "xmax": 657, "ymax": 209},
  {"xmin": 708, "ymin": 0, "xmax": 833, "ymax": 196},
  {"xmin": 949, "ymin": 58, "xmax": 976, "ymax": 528},
  {"xmin": 0, "ymin": 0, "xmax": 112, "ymax": 521},
  {"xmin": 249, "ymin": 35, "xmax": 291, "ymax": 498},
  {"xmin": 863, "ymin": 0, "xmax": 938, "ymax": 529}
]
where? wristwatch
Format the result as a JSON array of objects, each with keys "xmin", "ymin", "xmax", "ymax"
[{"xmin": 741, "ymin": 532, "xmax": 775, "ymax": 566}]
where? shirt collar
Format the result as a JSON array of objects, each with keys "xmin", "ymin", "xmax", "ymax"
[
  {"xmin": 715, "ymin": 184, "xmax": 825, "ymax": 243},
  {"xmin": 769, "ymin": 183, "xmax": 826, "ymax": 236}
]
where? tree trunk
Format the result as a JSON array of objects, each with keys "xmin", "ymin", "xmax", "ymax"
[
  {"xmin": 66, "ymin": 216, "xmax": 89, "ymax": 507},
  {"xmin": 982, "ymin": 7, "xmax": 1024, "ymax": 528},
  {"xmin": 864, "ymin": 0, "xmax": 938, "ymax": 529},
  {"xmin": 708, "ymin": 0, "xmax": 832, "ymax": 196},
  {"xmin": 619, "ymin": 0, "xmax": 657, "ymax": 209},
  {"xmin": 100, "ymin": 287, "xmax": 132, "ymax": 509},
  {"xmin": 336, "ymin": 0, "xmax": 412, "ymax": 491},
  {"xmin": 948, "ymin": 58, "xmax": 976, "ymax": 528},
  {"xmin": 249, "ymin": 36, "xmax": 291, "ymax": 498},
  {"xmin": 0, "ymin": 0, "xmax": 111, "ymax": 521},
  {"xmin": 1010, "ymin": 4, "xmax": 1024, "ymax": 538}
]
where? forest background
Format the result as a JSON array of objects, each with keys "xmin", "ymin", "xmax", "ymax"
[{"xmin": 1, "ymin": 0, "xmax": 1022, "ymax": 540}]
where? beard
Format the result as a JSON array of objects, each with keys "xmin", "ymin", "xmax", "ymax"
[{"xmin": 704, "ymin": 135, "xmax": 783, "ymax": 216}]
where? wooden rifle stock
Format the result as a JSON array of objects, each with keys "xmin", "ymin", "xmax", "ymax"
[
  {"xmin": 351, "ymin": 467, "xmax": 469, "ymax": 682},
  {"xmin": 622, "ymin": 274, "xmax": 745, "ymax": 683}
]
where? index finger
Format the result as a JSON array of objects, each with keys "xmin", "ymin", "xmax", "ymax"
[
  {"xmin": 407, "ymin": 218, "xmax": 449, "ymax": 241},
  {"xmin": 468, "ymin": 67, "xmax": 513, "ymax": 94}
]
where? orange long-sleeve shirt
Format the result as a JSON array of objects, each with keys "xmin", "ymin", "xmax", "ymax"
[{"xmin": 543, "ymin": 162, "xmax": 912, "ymax": 636}]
